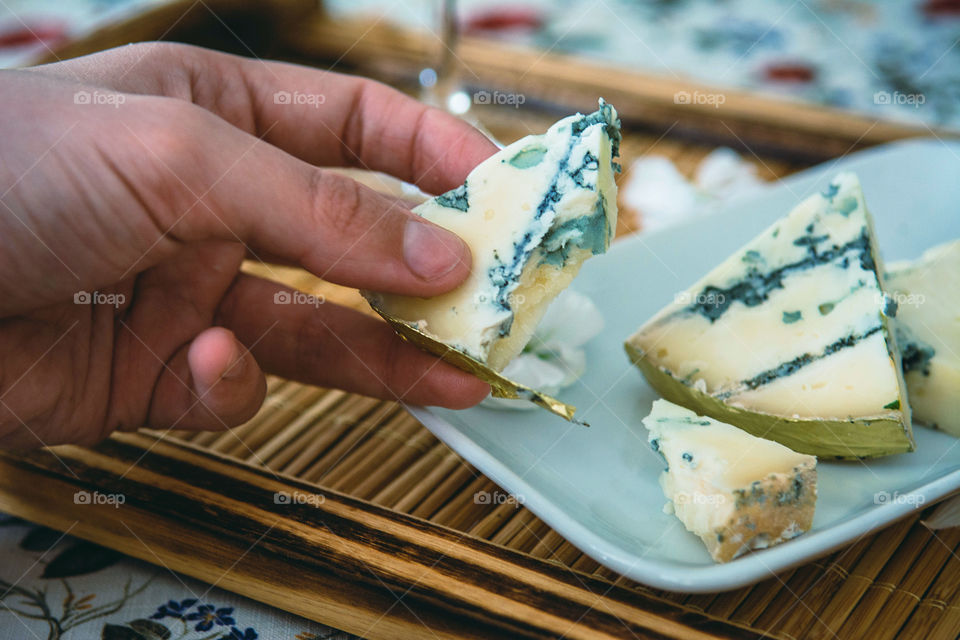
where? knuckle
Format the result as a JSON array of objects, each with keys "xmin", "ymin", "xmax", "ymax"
[
  {"xmin": 124, "ymin": 99, "xmax": 209, "ymax": 229},
  {"xmin": 124, "ymin": 41, "xmax": 197, "ymax": 72},
  {"xmin": 125, "ymin": 41, "xmax": 179, "ymax": 61},
  {"xmin": 138, "ymin": 98, "xmax": 206, "ymax": 162},
  {"xmin": 310, "ymin": 171, "xmax": 372, "ymax": 239}
]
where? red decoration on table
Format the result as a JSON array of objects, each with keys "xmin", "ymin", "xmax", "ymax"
[
  {"xmin": 0, "ymin": 21, "xmax": 67, "ymax": 49},
  {"xmin": 763, "ymin": 62, "xmax": 816, "ymax": 83},
  {"xmin": 922, "ymin": 0, "xmax": 960, "ymax": 18},
  {"xmin": 463, "ymin": 6, "xmax": 543, "ymax": 34}
]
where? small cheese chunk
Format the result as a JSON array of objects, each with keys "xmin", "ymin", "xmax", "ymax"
[
  {"xmin": 643, "ymin": 399, "xmax": 817, "ymax": 563},
  {"xmin": 365, "ymin": 100, "xmax": 620, "ymax": 372},
  {"xmin": 886, "ymin": 240, "xmax": 960, "ymax": 436},
  {"xmin": 626, "ymin": 173, "xmax": 912, "ymax": 458}
]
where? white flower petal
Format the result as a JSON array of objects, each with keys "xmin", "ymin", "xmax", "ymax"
[
  {"xmin": 479, "ymin": 291, "xmax": 603, "ymax": 411},
  {"xmin": 530, "ymin": 290, "xmax": 604, "ymax": 350},
  {"xmin": 695, "ymin": 147, "xmax": 764, "ymax": 202},
  {"xmin": 622, "ymin": 155, "xmax": 701, "ymax": 233}
]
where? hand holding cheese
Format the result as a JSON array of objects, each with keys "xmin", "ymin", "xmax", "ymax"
[
  {"xmin": 365, "ymin": 101, "xmax": 620, "ymax": 420},
  {"xmin": 0, "ymin": 43, "xmax": 497, "ymax": 448}
]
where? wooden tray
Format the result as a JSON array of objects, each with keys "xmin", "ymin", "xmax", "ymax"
[
  {"xmin": 280, "ymin": 11, "xmax": 958, "ymax": 162},
  {"xmin": 3, "ymin": 4, "xmax": 960, "ymax": 639}
]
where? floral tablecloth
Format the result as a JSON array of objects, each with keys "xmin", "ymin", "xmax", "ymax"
[{"xmin": 0, "ymin": 514, "xmax": 361, "ymax": 640}]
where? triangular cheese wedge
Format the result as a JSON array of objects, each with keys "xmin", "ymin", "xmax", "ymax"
[
  {"xmin": 643, "ymin": 399, "xmax": 817, "ymax": 563},
  {"xmin": 365, "ymin": 100, "xmax": 619, "ymax": 415},
  {"xmin": 626, "ymin": 173, "xmax": 912, "ymax": 458},
  {"xmin": 886, "ymin": 239, "xmax": 960, "ymax": 437}
]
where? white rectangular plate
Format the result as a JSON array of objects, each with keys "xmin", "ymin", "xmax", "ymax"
[{"xmin": 409, "ymin": 139, "xmax": 960, "ymax": 593}]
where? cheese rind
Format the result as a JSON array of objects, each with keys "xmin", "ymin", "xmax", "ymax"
[
  {"xmin": 365, "ymin": 100, "xmax": 620, "ymax": 374},
  {"xmin": 643, "ymin": 399, "xmax": 817, "ymax": 563},
  {"xmin": 886, "ymin": 240, "xmax": 960, "ymax": 437},
  {"xmin": 626, "ymin": 173, "xmax": 912, "ymax": 458}
]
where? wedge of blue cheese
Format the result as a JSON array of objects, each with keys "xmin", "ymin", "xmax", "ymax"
[
  {"xmin": 644, "ymin": 399, "xmax": 817, "ymax": 563},
  {"xmin": 886, "ymin": 239, "xmax": 960, "ymax": 437},
  {"xmin": 626, "ymin": 173, "xmax": 912, "ymax": 458},
  {"xmin": 364, "ymin": 100, "xmax": 620, "ymax": 418}
]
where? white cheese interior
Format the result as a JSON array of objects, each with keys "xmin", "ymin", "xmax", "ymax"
[
  {"xmin": 369, "ymin": 101, "xmax": 619, "ymax": 371},
  {"xmin": 643, "ymin": 399, "xmax": 817, "ymax": 562},
  {"xmin": 628, "ymin": 173, "xmax": 905, "ymax": 421},
  {"xmin": 886, "ymin": 240, "xmax": 960, "ymax": 435}
]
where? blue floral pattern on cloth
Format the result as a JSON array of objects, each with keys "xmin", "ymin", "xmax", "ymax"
[
  {"xmin": 0, "ymin": 515, "xmax": 362, "ymax": 639},
  {"xmin": 150, "ymin": 600, "xmax": 247, "ymax": 637}
]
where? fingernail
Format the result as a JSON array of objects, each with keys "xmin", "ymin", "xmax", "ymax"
[{"xmin": 403, "ymin": 219, "xmax": 467, "ymax": 281}]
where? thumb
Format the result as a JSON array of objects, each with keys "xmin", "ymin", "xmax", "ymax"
[{"xmin": 148, "ymin": 327, "xmax": 266, "ymax": 430}]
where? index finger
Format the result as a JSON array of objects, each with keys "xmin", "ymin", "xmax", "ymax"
[{"xmin": 32, "ymin": 42, "xmax": 498, "ymax": 194}]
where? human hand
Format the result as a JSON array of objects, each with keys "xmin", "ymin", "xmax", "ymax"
[{"xmin": 0, "ymin": 42, "xmax": 495, "ymax": 449}]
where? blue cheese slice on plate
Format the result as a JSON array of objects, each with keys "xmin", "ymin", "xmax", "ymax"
[
  {"xmin": 626, "ymin": 173, "xmax": 912, "ymax": 458},
  {"xmin": 643, "ymin": 399, "xmax": 817, "ymax": 563},
  {"xmin": 886, "ymin": 239, "xmax": 960, "ymax": 437},
  {"xmin": 365, "ymin": 100, "xmax": 620, "ymax": 421}
]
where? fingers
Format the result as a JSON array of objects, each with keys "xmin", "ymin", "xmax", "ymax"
[
  {"xmin": 116, "ymin": 98, "xmax": 472, "ymax": 296},
  {"xmin": 30, "ymin": 42, "xmax": 498, "ymax": 194},
  {"xmin": 247, "ymin": 66, "xmax": 497, "ymax": 194},
  {"xmin": 148, "ymin": 327, "xmax": 267, "ymax": 430},
  {"xmin": 216, "ymin": 273, "xmax": 490, "ymax": 410}
]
